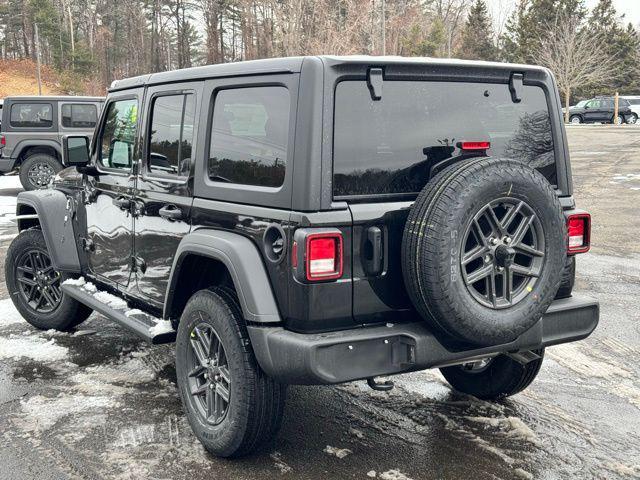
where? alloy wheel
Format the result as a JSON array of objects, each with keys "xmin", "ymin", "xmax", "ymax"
[
  {"xmin": 460, "ymin": 198, "xmax": 545, "ymax": 309},
  {"xmin": 187, "ymin": 318, "xmax": 231, "ymax": 425},
  {"xmin": 27, "ymin": 162, "xmax": 55, "ymax": 189},
  {"xmin": 16, "ymin": 248, "xmax": 62, "ymax": 313}
]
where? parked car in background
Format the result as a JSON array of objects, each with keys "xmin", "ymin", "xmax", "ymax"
[
  {"xmin": 0, "ymin": 96, "xmax": 104, "ymax": 190},
  {"xmin": 568, "ymin": 96, "xmax": 636, "ymax": 124},
  {"xmin": 621, "ymin": 95, "xmax": 640, "ymax": 119}
]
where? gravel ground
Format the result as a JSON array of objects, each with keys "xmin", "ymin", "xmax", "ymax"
[{"xmin": 0, "ymin": 125, "xmax": 639, "ymax": 480}]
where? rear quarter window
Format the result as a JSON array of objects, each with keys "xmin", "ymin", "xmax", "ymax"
[
  {"xmin": 208, "ymin": 86, "xmax": 289, "ymax": 188},
  {"xmin": 61, "ymin": 103, "xmax": 98, "ymax": 128},
  {"xmin": 333, "ymin": 81, "xmax": 557, "ymax": 197},
  {"xmin": 10, "ymin": 103, "xmax": 53, "ymax": 128}
]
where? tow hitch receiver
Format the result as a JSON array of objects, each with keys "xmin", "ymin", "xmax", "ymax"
[
  {"xmin": 367, "ymin": 377, "xmax": 394, "ymax": 391},
  {"xmin": 505, "ymin": 350, "xmax": 542, "ymax": 365}
]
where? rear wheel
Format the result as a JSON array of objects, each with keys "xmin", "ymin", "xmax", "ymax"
[
  {"xmin": 175, "ymin": 288, "xmax": 286, "ymax": 457},
  {"xmin": 440, "ymin": 349, "xmax": 545, "ymax": 400},
  {"xmin": 5, "ymin": 229, "xmax": 92, "ymax": 331},
  {"xmin": 19, "ymin": 153, "xmax": 62, "ymax": 191}
]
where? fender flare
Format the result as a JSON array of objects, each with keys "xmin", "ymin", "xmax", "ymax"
[
  {"xmin": 16, "ymin": 190, "xmax": 81, "ymax": 273},
  {"xmin": 165, "ymin": 229, "xmax": 281, "ymax": 324},
  {"xmin": 12, "ymin": 140, "xmax": 62, "ymax": 163}
]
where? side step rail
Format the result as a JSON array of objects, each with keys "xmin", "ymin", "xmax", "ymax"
[{"xmin": 61, "ymin": 279, "xmax": 176, "ymax": 344}]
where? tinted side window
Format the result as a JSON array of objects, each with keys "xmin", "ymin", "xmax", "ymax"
[
  {"xmin": 62, "ymin": 104, "xmax": 97, "ymax": 128},
  {"xmin": 99, "ymin": 98, "xmax": 138, "ymax": 171},
  {"xmin": 333, "ymin": 80, "xmax": 557, "ymax": 197},
  {"xmin": 10, "ymin": 103, "xmax": 53, "ymax": 128},
  {"xmin": 208, "ymin": 86, "xmax": 289, "ymax": 188},
  {"xmin": 148, "ymin": 94, "xmax": 195, "ymax": 178}
]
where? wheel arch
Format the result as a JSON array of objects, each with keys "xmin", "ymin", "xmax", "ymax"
[
  {"xmin": 14, "ymin": 140, "xmax": 62, "ymax": 165},
  {"xmin": 15, "ymin": 190, "xmax": 81, "ymax": 273},
  {"xmin": 165, "ymin": 229, "xmax": 282, "ymax": 325}
]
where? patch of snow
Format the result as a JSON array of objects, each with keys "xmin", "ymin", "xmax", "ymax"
[
  {"xmin": 367, "ymin": 471, "xmax": 377, "ymax": 478},
  {"xmin": 514, "ymin": 468, "xmax": 534, "ymax": 480},
  {"xmin": 20, "ymin": 393, "xmax": 117, "ymax": 432},
  {"xmin": 324, "ymin": 445, "xmax": 352, "ymax": 458},
  {"xmin": 149, "ymin": 320, "xmax": 174, "ymax": 336},
  {"xmin": 270, "ymin": 451, "xmax": 292, "ymax": 474},
  {"xmin": 73, "ymin": 329, "xmax": 97, "ymax": 337},
  {"xmin": 464, "ymin": 416, "xmax": 539, "ymax": 445},
  {"xmin": 547, "ymin": 343, "xmax": 632, "ymax": 379},
  {"xmin": 71, "ymin": 357, "xmax": 157, "ymax": 387},
  {"xmin": 349, "ymin": 427, "xmax": 364, "ymax": 439},
  {"xmin": 0, "ymin": 335, "xmax": 68, "ymax": 362},
  {"xmin": 379, "ymin": 470, "xmax": 414, "ymax": 480},
  {"xmin": 62, "ymin": 276, "xmax": 86, "ymax": 287},
  {"xmin": 83, "ymin": 282, "xmax": 98, "ymax": 293},
  {"xmin": 124, "ymin": 309, "xmax": 145, "ymax": 317},
  {"xmin": 93, "ymin": 290, "xmax": 127, "ymax": 309},
  {"xmin": 0, "ymin": 298, "xmax": 25, "ymax": 327}
]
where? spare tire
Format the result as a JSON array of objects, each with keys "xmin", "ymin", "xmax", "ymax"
[{"xmin": 402, "ymin": 157, "xmax": 565, "ymax": 346}]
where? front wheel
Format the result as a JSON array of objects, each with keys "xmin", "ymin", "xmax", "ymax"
[
  {"xmin": 569, "ymin": 115, "xmax": 582, "ymax": 124},
  {"xmin": 440, "ymin": 349, "xmax": 544, "ymax": 400},
  {"xmin": 175, "ymin": 288, "xmax": 286, "ymax": 457},
  {"xmin": 613, "ymin": 114, "xmax": 624, "ymax": 125},
  {"xmin": 5, "ymin": 229, "xmax": 92, "ymax": 331}
]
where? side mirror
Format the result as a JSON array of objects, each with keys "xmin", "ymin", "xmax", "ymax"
[{"xmin": 63, "ymin": 135, "xmax": 91, "ymax": 167}]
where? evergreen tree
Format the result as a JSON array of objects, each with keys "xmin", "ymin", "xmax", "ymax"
[
  {"xmin": 501, "ymin": 0, "xmax": 587, "ymax": 63},
  {"xmin": 458, "ymin": 0, "xmax": 498, "ymax": 61}
]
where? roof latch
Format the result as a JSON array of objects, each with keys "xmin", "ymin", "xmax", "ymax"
[
  {"xmin": 367, "ymin": 68, "xmax": 384, "ymax": 101},
  {"xmin": 509, "ymin": 72, "xmax": 523, "ymax": 103}
]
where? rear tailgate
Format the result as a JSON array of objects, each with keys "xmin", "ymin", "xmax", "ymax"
[{"xmin": 332, "ymin": 74, "xmax": 560, "ymax": 326}]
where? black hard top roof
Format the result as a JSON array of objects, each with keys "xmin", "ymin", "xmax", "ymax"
[
  {"xmin": 3, "ymin": 95, "xmax": 104, "ymax": 102},
  {"xmin": 109, "ymin": 55, "xmax": 549, "ymax": 92}
]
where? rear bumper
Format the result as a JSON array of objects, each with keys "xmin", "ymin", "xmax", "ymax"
[
  {"xmin": 248, "ymin": 294, "xmax": 599, "ymax": 385},
  {"xmin": 0, "ymin": 156, "xmax": 16, "ymax": 173}
]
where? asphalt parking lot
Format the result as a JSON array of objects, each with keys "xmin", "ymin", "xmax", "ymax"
[{"xmin": 0, "ymin": 125, "xmax": 639, "ymax": 480}]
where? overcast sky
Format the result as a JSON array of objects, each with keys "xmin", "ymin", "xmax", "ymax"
[{"xmin": 486, "ymin": 0, "xmax": 640, "ymax": 31}]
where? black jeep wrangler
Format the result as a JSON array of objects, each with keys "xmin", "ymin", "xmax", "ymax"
[{"xmin": 5, "ymin": 56, "xmax": 598, "ymax": 458}]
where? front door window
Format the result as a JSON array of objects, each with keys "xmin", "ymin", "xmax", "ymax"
[{"xmin": 99, "ymin": 98, "xmax": 138, "ymax": 171}]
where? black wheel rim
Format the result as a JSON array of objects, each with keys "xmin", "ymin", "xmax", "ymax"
[
  {"xmin": 186, "ymin": 317, "xmax": 231, "ymax": 426},
  {"xmin": 16, "ymin": 248, "xmax": 62, "ymax": 313},
  {"xmin": 460, "ymin": 197, "xmax": 545, "ymax": 309},
  {"xmin": 27, "ymin": 162, "xmax": 55, "ymax": 189}
]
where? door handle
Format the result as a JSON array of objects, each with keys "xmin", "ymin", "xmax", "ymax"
[
  {"xmin": 159, "ymin": 204, "xmax": 182, "ymax": 221},
  {"xmin": 364, "ymin": 226, "xmax": 383, "ymax": 275},
  {"xmin": 113, "ymin": 196, "xmax": 131, "ymax": 210}
]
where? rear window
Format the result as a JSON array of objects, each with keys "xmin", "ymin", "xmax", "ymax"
[
  {"xmin": 10, "ymin": 103, "xmax": 53, "ymax": 128},
  {"xmin": 333, "ymin": 81, "xmax": 557, "ymax": 197},
  {"xmin": 61, "ymin": 103, "xmax": 97, "ymax": 128}
]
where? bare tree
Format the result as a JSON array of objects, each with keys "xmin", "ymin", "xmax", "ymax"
[{"xmin": 532, "ymin": 13, "xmax": 618, "ymax": 123}]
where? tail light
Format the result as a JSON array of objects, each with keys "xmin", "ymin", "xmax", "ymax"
[
  {"xmin": 567, "ymin": 212, "xmax": 591, "ymax": 254},
  {"xmin": 306, "ymin": 233, "xmax": 343, "ymax": 281},
  {"xmin": 0, "ymin": 135, "xmax": 5, "ymax": 147},
  {"xmin": 292, "ymin": 229, "xmax": 344, "ymax": 282}
]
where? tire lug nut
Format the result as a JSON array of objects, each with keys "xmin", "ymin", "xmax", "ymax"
[
  {"xmin": 490, "ymin": 238, "xmax": 499, "ymax": 246},
  {"xmin": 504, "ymin": 237, "xmax": 511, "ymax": 244},
  {"xmin": 484, "ymin": 255, "xmax": 492, "ymax": 263}
]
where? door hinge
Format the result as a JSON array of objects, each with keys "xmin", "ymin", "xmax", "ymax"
[
  {"xmin": 81, "ymin": 237, "xmax": 95, "ymax": 252},
  {"xmin": 131, "ymin": 256, "xmax": 147, "ymax": 274}
]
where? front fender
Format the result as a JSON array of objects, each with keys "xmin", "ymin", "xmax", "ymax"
[
  {"xmin": 165, "ymin": 230, "xmax": 281, "ymax": 324},
  {"xmin": 16, "ymin": 190, "xmax": 81, "ymax": 272}
]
